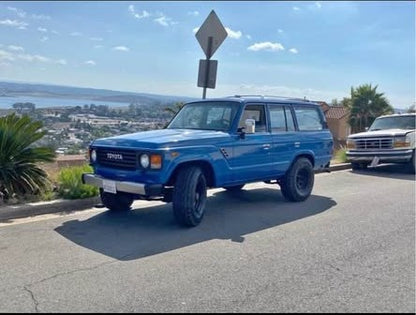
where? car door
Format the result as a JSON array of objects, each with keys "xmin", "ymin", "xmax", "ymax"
[
  {"xmin": 228, "ymin": 103, "xmax": 273, "ymax": 182},
  {"xmin": 268, "ymin": 104, "xmax": 298, "ymax": 176}
]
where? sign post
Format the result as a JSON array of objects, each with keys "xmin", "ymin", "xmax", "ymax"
[{"xmin": 195, "ymin": 10, "xmax": 227, "ymax": 99}]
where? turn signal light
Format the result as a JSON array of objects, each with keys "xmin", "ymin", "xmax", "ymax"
[{"xmin": 150, "ymin": 154, "xmax": 162, "ymax": 169}]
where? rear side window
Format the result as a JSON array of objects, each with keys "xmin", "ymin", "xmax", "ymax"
[
  {"xmin": 294, "ymin": 106, "xmax": 324, "ymax": 131},
  {"xmin": 269, "ymin": 105, "xmax": 295, "ymax": 132}
]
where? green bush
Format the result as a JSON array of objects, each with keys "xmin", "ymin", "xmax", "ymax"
[
  {"xmin": 334, "ymin": 147, "xmax": 348, "ymax": 163},
  {"xmin": 58, "ymin": 164, "xmax": 99, "ymax": 199}
]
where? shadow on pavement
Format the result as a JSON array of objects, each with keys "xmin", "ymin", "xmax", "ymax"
[
  {"xmin": 55, "ymin": 187, "xmax": 336, "ymax": 261},
  {"xmin": 350, "ymin": 163, "xmax": 415, "ymax": 181}
]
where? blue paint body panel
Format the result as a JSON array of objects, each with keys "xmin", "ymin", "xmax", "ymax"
[{"xmin": 88, "ymin": 96, "xmax": 334, "ymax": 193}]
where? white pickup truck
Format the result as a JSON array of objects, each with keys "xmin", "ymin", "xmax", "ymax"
[{"xmin": 346, "ymin": 113, "xmax": 415, "ymax": 173}]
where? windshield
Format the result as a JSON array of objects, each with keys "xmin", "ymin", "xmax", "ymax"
[
  {"xmin": 167, "ymin": 101, "xmax": 240, "ymax": 131},
  {"xmin": 369, "ymin": 116, "xmax": 415, "ymax": 131}
]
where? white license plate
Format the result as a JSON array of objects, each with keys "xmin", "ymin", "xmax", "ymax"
[
  {"xmin": 370, "ymin": 156, "xmax": 380, "ymax": 167},
  {"xmin": 103, "ymin": 180, "xmax": 117, "ymax": 194}
]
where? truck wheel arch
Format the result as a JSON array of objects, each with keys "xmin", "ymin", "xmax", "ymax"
[{"xmin": 167, "ymin": 160, "xmax": 216, "ymax": 188}]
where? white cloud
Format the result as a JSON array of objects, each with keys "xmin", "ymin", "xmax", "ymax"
[
  {"xmin": 7, "ymin": 7, "xmax": 26, "ymax": 18},
  {"xmin": 0, "ymin": 50, "xmax": 15, "ymax": 62},
  {"xmin": 0, "ymin": 19, "xmax": 28, "ymax": 29},
  {"xmin": 31, "ymin": 14, "xmax": 51, "ymax": 20},
  {"xmin": 225, "ymin": 27, "xmax": 242, "ymax": 39},
  {"xmin": 128, "ymin": 5, "xmax": 150, "ymax": 19},
  {"xmin": 188, "ymin": 11, "xmax": 199, "ymax": 16},
  {"xmin": 7, "ymin": 45, "xmax": 24, "ymax": 52},
  {"xmin": 94, "ymin": 45, "xmax": 103, "ymax": 49},
  {"xmin": 40, "ymin": 36, "xmax": 49, "ymax": 42},
  {"xmin": 293, "ymin": 6, "xmax": 300, "ymax": 11},
  {"xmin": 154, "ymin": 15, "xmax": 176, "ymax": 27},
  {"xmin": 56, "ymin": 59, "xmax": 67, "ymax": 65},
  {"xmin": 247, "ymin": 42, "xmax": 285, "ymax": 52},
  {"xmin": 51, "ymin": 30, "xmax": 59, "ymax": 35},
  {"xmin": 84, "ymin": 60, "xmax": 96, "ymax": 66},
  {"xmin": 70, "ymin": 32, "xmax": 83, "ymax": 37},
  {"xmin": 315, "ymin": 2, "xmax": 322, "ymax": 9},
  {"xmin": 246, "ymin": 34, "xmax": 252, "ymax": 40},
  {"xmin": 192, "ymin": 27, "xmax": 199, "ymax": 34},
  {"xmin": 113, "ymin": 46, "xmax": 130, "ymax": 52},
  {"xmin": 18, "ymin": 53, "xmax": 49, "ymax": 63},
  {"xmin": 278, "ymin": 29, "xmax": 284, "ymax": 33},
  {"xmin": 37, "ymin": 27, "xmax": 48, "ymax": 33},
  {"xmin": 289, "ymin": 48, "xmax": 299, "ymax": 54},
  {"xmin": 90, "ymin": 37, "xmax": 103, "ymax": 41}
]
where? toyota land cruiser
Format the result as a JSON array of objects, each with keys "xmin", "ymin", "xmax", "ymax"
[{"xmin": 82, "ymin": 96, "xmax": 334, "ymax": 226}]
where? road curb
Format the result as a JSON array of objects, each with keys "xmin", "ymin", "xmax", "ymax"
[
  {"xmin": 0, "ymin": 163, "xmax": 352, "ymax": 221},
  {"xmin": 0, "ymin": 196, "xmax": 101, "ymax": 221}
]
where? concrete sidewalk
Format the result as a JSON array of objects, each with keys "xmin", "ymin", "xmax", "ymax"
[{"xmin": 0, "ymin": 163, "xmax": 352, "ymax": 222}]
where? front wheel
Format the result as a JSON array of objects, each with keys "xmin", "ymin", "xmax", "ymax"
[
  {"xmin": 280, "ymin": 157, "xmax": 314, "ymax": 202},
  {"xmin": 100, "ymin": 190, "xmax": 133, "ymax": 211},
  {"xmin": 173, "ymin": 167, "xmax": 207, "ymax": 227}
]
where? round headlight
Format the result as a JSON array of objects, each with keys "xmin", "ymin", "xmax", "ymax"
[
  {"xmin": 90, "ymin": 149, "xmax": 97, "ymax": 162},
  {"xmin": 140, "ymin": 154, "xmax": 150, "ymax": 168}
]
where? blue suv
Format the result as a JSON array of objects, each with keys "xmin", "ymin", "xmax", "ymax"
[{"xmin": 83, "ymin": 96, "xmax": 333, "ymax": 226}]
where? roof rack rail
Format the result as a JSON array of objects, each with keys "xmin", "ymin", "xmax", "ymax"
[{"xmin": 228, "ymin": 94, "xmax": 312, "ymax": 102}]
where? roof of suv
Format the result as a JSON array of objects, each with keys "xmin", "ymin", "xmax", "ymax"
[{"xmin": 193, "ymin": 95, "xmax": 319, "ymax": 106}]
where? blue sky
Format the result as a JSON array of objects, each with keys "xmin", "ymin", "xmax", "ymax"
[{"xmin": 0, "ymin": 1, "xmax": 414, "ymax": 108}]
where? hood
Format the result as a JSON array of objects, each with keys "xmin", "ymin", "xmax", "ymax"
[
  {"xmin": 348, "ymin": 129, "xmax": 412, "ymax": 139},
  {"xmin": 92, "ymin": 128, "xmax": 229, "ymax": 149}
]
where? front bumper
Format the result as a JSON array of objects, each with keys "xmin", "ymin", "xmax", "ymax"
[
  {"xmin": 82, "ymin": 173, "xmax": 163, "ymax": 196},
  {"xmin": 346, "ymin": 149, "xmax": 413, "ymax": 163}
]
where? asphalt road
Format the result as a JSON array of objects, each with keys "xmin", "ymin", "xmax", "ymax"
[{"xmin": 0, "ymin": 165, "xmax": 415, "ymax": 312}]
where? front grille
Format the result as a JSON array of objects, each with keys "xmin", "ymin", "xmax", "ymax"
[
  {"xmin": 97, "ymin": 148, "xmax": 137, "ymax": 170},
  {"xmin": 354, "ymin": 137, "xmax": 393, "ymax": 150}
]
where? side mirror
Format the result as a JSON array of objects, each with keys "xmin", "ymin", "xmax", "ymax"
[{"xmin": 245, "ymin": 119, "xmax": 255, "ymax": 134}]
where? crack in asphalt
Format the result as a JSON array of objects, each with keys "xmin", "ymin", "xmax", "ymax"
[{"xmin": 23, "ymin": 286, "xmax": 39, "ymax": 313}]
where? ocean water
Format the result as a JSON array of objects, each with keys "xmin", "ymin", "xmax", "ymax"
[{"xmin": 0, "ymin": 95, "xmax": 130, "ymax": 109}]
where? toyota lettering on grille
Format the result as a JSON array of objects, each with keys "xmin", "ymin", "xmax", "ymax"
[{"xmin": 106, "ymin": 153, "xmax": 123, "ymax": 160}]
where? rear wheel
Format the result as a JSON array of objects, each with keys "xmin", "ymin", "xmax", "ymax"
[
  {"xmin": 100, "ymin": 190, "xmax": 133, "ymax": 211},
  {"xmin": 280, "ymin": 157, "xmax": 314, "ymax": 202},
  {"xmin": 173, "ymin": 167, "xmax": 207, "ymax": 227}
]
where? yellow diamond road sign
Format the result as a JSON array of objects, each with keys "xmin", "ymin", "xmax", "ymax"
[{"xmin": 195, "ymin": 10, "xmax": 227, "ymax": 59}]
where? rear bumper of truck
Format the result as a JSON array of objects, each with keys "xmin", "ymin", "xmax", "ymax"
[{"xmin": 82, "ymin": 173, "xmax": 163, "ymax": 197}]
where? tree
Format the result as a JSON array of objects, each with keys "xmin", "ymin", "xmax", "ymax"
[
  {"xmin": 164, "ymin": 102, "xmax": 185, "ymax": 116},
  {"xmin": 348, "ymin": 84, "xmax": 393, "ymax": 133},
  {"xmin": 331, "ymin": 99, "xmax": 339, "ymax": 106},
  {"xmin": 406, "ymin": 103, "xmax": 416, "ymax": 113},
  {"xmin": 0, "ymin": 114, "xmax": 56, "ymax": 200}
]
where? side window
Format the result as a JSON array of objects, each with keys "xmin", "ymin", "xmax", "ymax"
[
  {"xmin": 239, "ymin": 104, "xmax": 267, "ymax": 132},
  {"xmin": 294, "ymin": 106, "xmax": 324, "ymax": 131},
  {"xmin": 269, "ymin": 106, "xmax": 286, "ymax": 132}
]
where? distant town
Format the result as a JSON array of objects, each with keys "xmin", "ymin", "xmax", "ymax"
[{"xmin": 0, "ymin": 101, "xmax": 180, "ymax": 155}]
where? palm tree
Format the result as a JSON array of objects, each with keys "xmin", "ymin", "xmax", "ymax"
[
  {"xmin": 349, "ymin": 84, "xmax": 393, "ymax": 133},
  {"xmin": 0, "ymin": 114, "xmax": 56, "ymax": 200}
]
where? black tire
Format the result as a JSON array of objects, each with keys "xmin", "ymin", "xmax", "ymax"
[
  {"xmin": 223, "ymin": 184, "xmax": 245, "ymax": 192},
  {"xmin": 351, "ymin": 162, "xmax": 368, "ymax": 170},
  {"xmin": 100, "ymin": 190, "xmax": 133, "ymax": 212},
  {"xmin": 173, "ymin": 167, "xmax": 207, "ymax": 227},
  {"xmin": 280, "ymin": 157, "xmax": 314, "ymax": 202}
]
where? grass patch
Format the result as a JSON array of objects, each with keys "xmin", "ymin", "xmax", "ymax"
[{"xmin": 57, "ymin": 164, "xmax": 99, "ymax": 199}]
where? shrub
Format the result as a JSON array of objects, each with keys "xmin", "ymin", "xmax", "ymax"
[
  {"xmin": 0, "ymin": 114, "xmax": 55, "ymax": 200},
  {"xmin": 58, "ymin": 164, "xmax": 99, "ymax": 199},
  {"xmin": 334, "ymin": 147, "xmax": 348, "ymax": 163}
]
